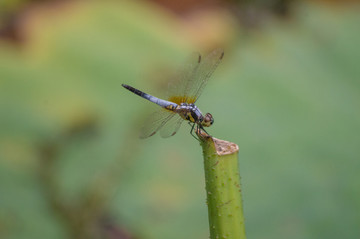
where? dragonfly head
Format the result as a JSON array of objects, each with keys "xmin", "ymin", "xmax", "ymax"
[{"xmin": 202, "ymin": 113, "xmax": 214, "ymax": 127}]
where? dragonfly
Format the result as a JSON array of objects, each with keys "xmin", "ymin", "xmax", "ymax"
[{"xmin": 122, "ymin": 48, "xmax": 224, "ymax": 139}]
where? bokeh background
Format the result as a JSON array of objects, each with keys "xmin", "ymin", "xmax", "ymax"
[{"xmin": 1, "ymin": 0, "xmax": 359, "ymax": 239}]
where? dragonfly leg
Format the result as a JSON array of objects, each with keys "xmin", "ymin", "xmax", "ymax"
[
  {"xmin": 189, "ymin": 122, "xmax": 199, "ymax": 141},
  {"xmin": 199, "ymin": 125, "xmax": 212, "ymax": 137}
]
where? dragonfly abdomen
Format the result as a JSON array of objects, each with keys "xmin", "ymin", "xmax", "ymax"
[
  {"xmin": 122, "ymin": 84, "xmax": 148, "ymax": 98},
  {"xmin": 122, "ymin": 84, "xmax": 178, "ymax": 109}
]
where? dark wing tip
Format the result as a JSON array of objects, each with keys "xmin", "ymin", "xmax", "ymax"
[
  {"xmin": 139, "ymin": 131, "xmax": 156, "ymax": 139},
  {"xmin": 214, "ymin": 48, "xmax": 224, "ymax": 60},
  {"xmin": 219, "ymin": 51, "xmax": 224, "ymax": 60},
  {"xmin": 198, "ymin": 55, "xmax": 202, "ymax": 63}
]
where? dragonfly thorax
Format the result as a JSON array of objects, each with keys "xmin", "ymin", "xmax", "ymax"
[{"xmin": 177, "ymin": 103, "xmax": 214, "ymax": 127}]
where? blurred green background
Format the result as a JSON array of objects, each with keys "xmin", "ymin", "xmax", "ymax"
[{"xmin": 1, "ymin": 0, "xmax": 359, "ymax": 239}]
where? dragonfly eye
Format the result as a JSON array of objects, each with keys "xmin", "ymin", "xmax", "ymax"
[{"xmin": 202, "ymin": 113, "xmax": 214, "ymax": 127}]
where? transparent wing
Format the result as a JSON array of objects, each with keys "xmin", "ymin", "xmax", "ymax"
[
  {"xmin": 166, "ymin": 49, "xmax": 224, "ymax": 105},
  {"xmin": 187, "ymin": 48, "xmax": 224, "ymax": 103},
  {"xmin": 160, "ymin": 114, "xmax": 184, "ymax": 138},
  {"xmin": 166, "ymin": 52, "xmax": 202, "ymax": 105},
  {"xmin": 140, "ymin": 109, "xmax": 176, "ymax": 139}
]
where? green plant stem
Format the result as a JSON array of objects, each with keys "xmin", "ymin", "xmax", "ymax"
[{"xmin": 199, "ymin": 133, "xmax": 246, "ymax": 239}]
